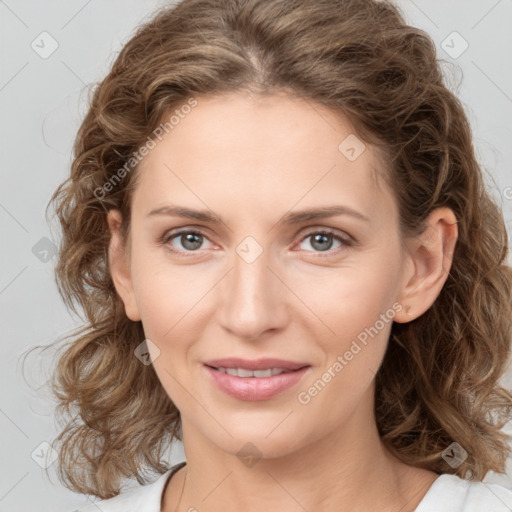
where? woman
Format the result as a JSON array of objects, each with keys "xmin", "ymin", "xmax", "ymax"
[{"xmin": 48, "ymin": 0, "xmax": 512, "ymax": 510}]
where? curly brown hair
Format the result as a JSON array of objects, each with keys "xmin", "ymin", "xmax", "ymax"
[{"xmin": 34, "ymin": 0, "xmax": 512, "ymax": 500}]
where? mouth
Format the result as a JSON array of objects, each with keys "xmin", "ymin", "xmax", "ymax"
[
  {"xmin": 206, "ymin": 366, "xmax": 299, "ymax": 377},
  {"xmin": 203, "ymin": 359, "xmax": 311, "ymax": 401},
  {"xmin": 203, "ymin": 357, "xmax": 309, "ymax": 372}
]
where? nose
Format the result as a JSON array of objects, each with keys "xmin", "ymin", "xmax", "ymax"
[{"xmin": 217, "ymin": 244, "xmax": 289, "ymax": 341}]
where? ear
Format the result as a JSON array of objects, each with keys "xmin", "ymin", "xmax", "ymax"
[
  {"xmin": 393, "ymin": 207, "xmax": 458, "ymax": 323},
  {"xmin": 106, "ymin": 209, "xmax": 141, "ymax": 322}
]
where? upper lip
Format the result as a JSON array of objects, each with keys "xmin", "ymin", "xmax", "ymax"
[{"xmin": 204, "ymin": 358, "xmax": 310, "ymax": 371}]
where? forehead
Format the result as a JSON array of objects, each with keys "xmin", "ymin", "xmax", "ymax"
[{"xmin": 133, "ymin": 91, "xmax": 396, "ymax": 228}]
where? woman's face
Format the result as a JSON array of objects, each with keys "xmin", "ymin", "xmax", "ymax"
[{"xmin": 110, "ymin": 91, "xmax": 415, "ymax": 459}]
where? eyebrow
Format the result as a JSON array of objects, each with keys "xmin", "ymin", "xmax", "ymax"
[{"xmin": 147, "ymin": 204, "xmax": 370, "ymax": 225}]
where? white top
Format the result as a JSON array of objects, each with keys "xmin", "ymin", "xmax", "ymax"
[{"xmin": 73, "ymin": 462, "xmax": 512, "ymax": 511}]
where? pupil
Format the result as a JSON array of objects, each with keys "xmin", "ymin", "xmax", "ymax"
[
  {"xmin": 312, "ymin": 233, "xmax": 332, "ymax": 251},
  {"xmin": 183, "ymin": 233, "xmax": 202, "ymax": 250}
]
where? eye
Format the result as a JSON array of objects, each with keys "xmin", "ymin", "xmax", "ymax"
[
  {"xmin": 297, "ymin": 229, "xmax": 352, "ymax": 254},
  {"xmin": 162, "ymin": 229, "xmax": 214, "ymax": 254},
  {"xmin": 160, "ymin": 227, "xmax": 354, "ymax": 257}
]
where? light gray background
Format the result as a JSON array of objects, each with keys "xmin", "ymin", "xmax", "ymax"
[{"xmin": 1, "ymin": 1, "xmax": 511, "ymax": 511}]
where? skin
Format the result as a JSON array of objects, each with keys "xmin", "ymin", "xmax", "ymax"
[{"xmin": 107, "ymin": 90, "xmax": 458, "ymax": 511}]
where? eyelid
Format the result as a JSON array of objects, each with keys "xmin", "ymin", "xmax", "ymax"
[{"xmin": 298, "ymin": 226, "xmax": 354, "ymax": 244}]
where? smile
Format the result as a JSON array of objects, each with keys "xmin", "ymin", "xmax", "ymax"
[
  {"xmin": 212, "ymin": 367, "xmax": 292, "ymax": 377},
  {"xmin": 204, "ymin": 364, "xmax": 310, "ymax": 401}
]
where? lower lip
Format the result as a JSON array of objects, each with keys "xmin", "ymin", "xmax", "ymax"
[{"xmin": 204, "ymin": 365, "xmax": 310, "ymax": 401}]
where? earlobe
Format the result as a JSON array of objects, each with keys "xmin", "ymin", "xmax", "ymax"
[
  {"xmin": 394, "ymin": 207, "xmax": 458, "ymax": 323},
  {"xmin": 106, "ymin": 209, "xmax": 141, "ymax": 322}
]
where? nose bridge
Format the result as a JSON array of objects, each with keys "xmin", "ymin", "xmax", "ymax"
[{"xmin": 218, "ymin": 236, "xmax": 287, "ymax": 339}]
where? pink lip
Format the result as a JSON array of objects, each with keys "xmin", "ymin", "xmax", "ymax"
[
  {"xmin": 204, "ymin": 357, "xmax": 309, "ymax": 371},
  {"xmin": 203, "ymin": 363, "xmax": 310, "ymax": 401}
]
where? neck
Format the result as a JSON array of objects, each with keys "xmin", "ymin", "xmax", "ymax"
[{"xmin": 163, "ymin": 387, "xmax": 438, "ymax": 512}]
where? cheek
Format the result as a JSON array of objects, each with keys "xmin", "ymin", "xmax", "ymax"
[
  {"xmin": 129, "ymin": 245, "xmax": 206, "ymax": 337},
  {"xmin": 294, "ymin": 268, "xmax": 397, "ymax": 425},
  {"xmin": 291, "ymin": 259, "xmax": 400, "ymax": 343}
]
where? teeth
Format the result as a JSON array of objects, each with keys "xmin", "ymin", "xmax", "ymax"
[
  {"xmin": 217, "ymin": 367, "xmax": 289, "ymax": 377},
  {"xmin": 254, "ymin": 369, "xmax": 272, "ymax": 377}
]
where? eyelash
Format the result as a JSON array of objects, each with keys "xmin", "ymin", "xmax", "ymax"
[{"xmin": 159, "ymin": 227, "xmax": 354, "ymax": 258}]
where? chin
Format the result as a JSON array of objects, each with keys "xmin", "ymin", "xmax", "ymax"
[{"xmin": 205, "ymin": 423, "xmax": 312, "ymax": 462}]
